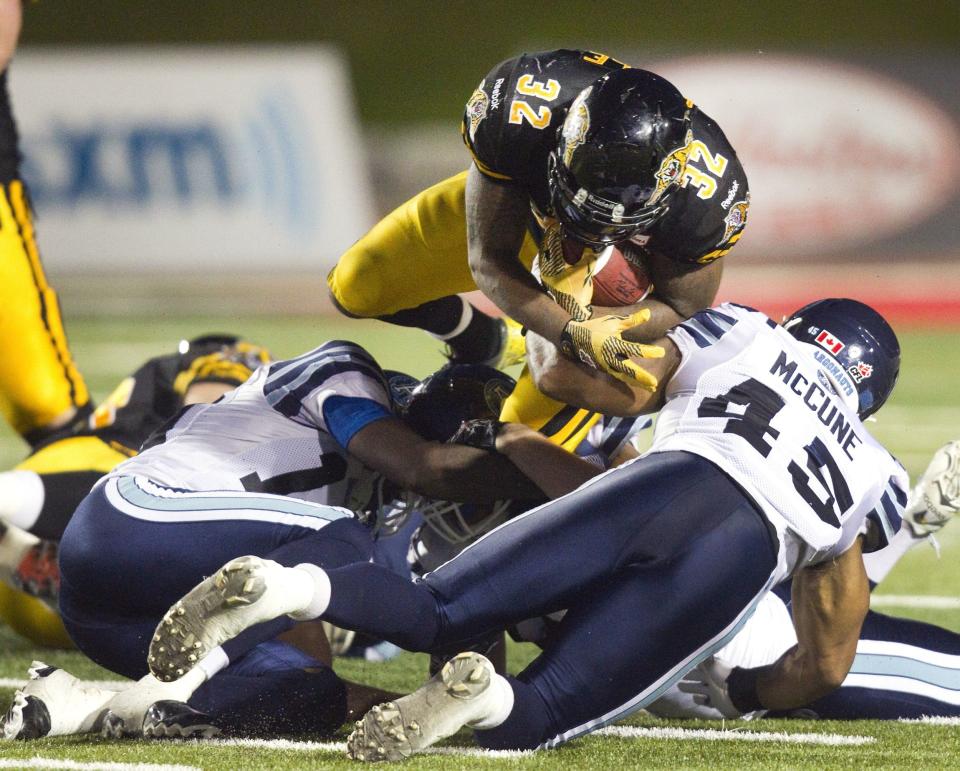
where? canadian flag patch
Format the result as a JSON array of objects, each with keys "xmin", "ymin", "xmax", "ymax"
[{"xmin": 815, "ymin": 329, "xmax": 845, "ymax": 355}]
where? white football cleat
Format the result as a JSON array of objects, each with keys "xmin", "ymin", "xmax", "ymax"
[
  {"xmin": 905, "ymin": 440, "xmax": 960, "ymax": 535},
  {"xmin": 346, "ymin": 651, "xmax": 496, "ymax": 762},
  {"xmin": 100, "ymin": 668, "xmax": 207, "ymax": 738},
  {"xmin": 1, "ymin": 662, "xmax": 117, "ymax": 740},
  {"xmin": 148, "ymin": 556, "xmax": 312, "ymax": 682}
]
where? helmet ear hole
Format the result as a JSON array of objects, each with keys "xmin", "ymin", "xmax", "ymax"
[{"xmin": 783, "ymin": 298, "xmax": 900, "ymax": 419}]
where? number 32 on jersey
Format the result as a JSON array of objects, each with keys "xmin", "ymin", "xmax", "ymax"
[{"xmin": 508, "ymin": 74, "xmax": 561, "ymax": 129}]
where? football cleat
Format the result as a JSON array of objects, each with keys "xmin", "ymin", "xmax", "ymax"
[
  {"xmin": 99, "ymin": 669, "xmax": 207, "ymax": 737},
  {"xmin": 142, "ymin": 700, "xmax": 220, "ymax": 740},
  {"xmin": 493, "ymin": 318, "xmax": 527, "ymax": 369},
  {"xmin": 905, "ymin": 440, "xmax": 960, "ymax": 536},
  {"xmin": 346, "ymin": 652, "xmax": 494, "ymax": 762},
  {"xmin": 148, "ymin": 556, "xmax": 308, "ymax": 682},
  {"xmin": 1, "ymin": 662, "xmax": 115, "ymax": 740}
]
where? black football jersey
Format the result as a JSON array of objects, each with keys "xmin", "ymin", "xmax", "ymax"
[
  {"xmin": 82, "ymin": 348, "xmax": 257, "ymax": 454},
  {"xmin": 461, "ymin": 50, "xmax": 749, "ymax": 265},
  {"xmin": 0, "ymin": 70, "xmax": 20, "ymax": 182}
]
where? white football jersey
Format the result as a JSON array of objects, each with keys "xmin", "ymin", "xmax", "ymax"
[
  {"xmin": 653, "ymin": 303, "xmax": 908, "ymax": 578},
  {"xmin": 108, "ymin": 341, "xmax": 394, "ymax": 511}
]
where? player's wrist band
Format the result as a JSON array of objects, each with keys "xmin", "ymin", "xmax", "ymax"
[
  {"xmin": 559, "ymin": 320, "xmax": 577, "ymax": 359},
  {"xmin": 726, "ymin": 666, "xmax": 765, "ymax": 713}
]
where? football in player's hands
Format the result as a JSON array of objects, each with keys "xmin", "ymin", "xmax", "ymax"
[{"xmin": 591, "ymin": 245, "xmax": 653, "ymax": 308}]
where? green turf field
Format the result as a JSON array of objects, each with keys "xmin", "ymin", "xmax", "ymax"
[{"xmin": 1, "ymin": 316, "xmax": 959, "ymax": 769}]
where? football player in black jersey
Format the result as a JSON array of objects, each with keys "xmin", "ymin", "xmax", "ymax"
[
  {"xmin": 0, "ymin": 335, "xmax": 271, "ymax": 648},
  {"xmin": 0, "ymin": 0, "xmax": 92, "ymax": 448},
  {"xmin": 328, "ymin": 49, "xmax": 748, "ymax": 452}
]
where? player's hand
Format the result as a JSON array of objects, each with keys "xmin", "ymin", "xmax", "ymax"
[
  {"xmin": 449, "ymin": 419, "xmax": 504, "ymax": 452},
  {"xmin": 677, "ymin": 658, "xmax": 743, "ymax": 718},
  {"xmin": 538, "ymin": 222, "xmax": 595, "ymax": 322},
  {"xmin": 559, "ymin": 310, "xmax": 665, "ymax": 391}
]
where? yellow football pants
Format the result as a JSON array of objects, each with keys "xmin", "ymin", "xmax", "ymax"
[
  {"xmin": 0, "ymin": 180, "xmax": 89, "ymax": 437},
  {"xmin": 0, "ymin": 436, "xmax": 129, "ymax": 649},
  {"xmin": 327, "ymin": 171, "xmax": 600, "ymax": 451}
]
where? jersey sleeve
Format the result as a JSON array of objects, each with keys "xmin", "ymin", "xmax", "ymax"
[
  {"xmin": 644, "ymin": 106, "xmax": 750, "ymax": 265},
  {"xmin": 262, "ymin": 341, "xmax": 392, "ymax": 435},
  {"xmin": 860, "ymin": 462, "xmax": 910, "ymax": 554},
  {"xmin": 461, "ymin": 50, "xmax": 627, "ymax": 188}
]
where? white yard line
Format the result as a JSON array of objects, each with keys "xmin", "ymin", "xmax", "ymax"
[
  {"xmin": 0, "ymin": 760, "xmax": 199, "ymax": 771},
  {"xmin": 870, "ymin": 595, "xmax": 960, "ymax": 609},
  {"xmin": 899, "ymin": 716, "xmax": 960, "ymax": 726},
  {"xmin": 598, "ymin": 725, "xmax": 875, "ymax": 746}
]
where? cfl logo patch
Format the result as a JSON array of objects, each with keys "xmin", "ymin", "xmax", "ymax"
[
  {"xmin": 814, "ymin": 329, "xmax": 845, "ymax": 355},
  {"xmin": 848, "ymin": 362, "xmax": 873, "ymax": 382}
]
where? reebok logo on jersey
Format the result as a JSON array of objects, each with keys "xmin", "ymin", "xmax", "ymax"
[{"xmin": 815, "ymin": 329, "xmax": 845, "ymax": 355}]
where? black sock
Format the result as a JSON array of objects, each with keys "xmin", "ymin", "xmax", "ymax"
[
  {"xmin": 380, "ymin": 295, "xmax": 467, "ymax": 336},
  {"xmin": 33, "ymin": 471, "xmax": 104, "ymax": 540},
  {"xmin": 380, "ymin": 296, "xmax": 503, "ymax": 363}
]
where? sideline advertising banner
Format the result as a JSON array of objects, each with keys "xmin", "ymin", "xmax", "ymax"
[{"xmin": 9, "ymin": 47, "xmax": 374, "ymax": 273}]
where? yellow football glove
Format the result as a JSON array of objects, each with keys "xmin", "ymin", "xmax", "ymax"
[
  {"xmin": 560, "ymin": 309, "xmax": 665, "ymax": 391},
  {"xmin": 538, "ymin": 222, "xmax": 597, "ymax": 322}
]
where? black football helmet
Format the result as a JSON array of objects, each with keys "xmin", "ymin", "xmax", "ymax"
[
  {"xmin": 783, "ymin": 299, "xmax": 900, "ymax": 419},
  {"xmin": 402, "ymin": 363, "xmax": 516, "ymax": 442},
  {"xmin": 402, "ymin": 364, "xmax": 516, "ymax": 542},
  {"xmin": 548, "ymin": 68, "xmax": 692, "ymax": 248}
]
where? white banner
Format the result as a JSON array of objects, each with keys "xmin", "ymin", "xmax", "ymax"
[
  {"xmin": 9, "ymin": 47, "xmax": 374, "ymax": 272},
  {"xmin": 649, "ymin": 54, "xmax": 960, "ymax": 259}
]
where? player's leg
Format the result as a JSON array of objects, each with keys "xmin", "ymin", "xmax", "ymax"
[
  {"xmin": 349, "ymin": 485, "xmax": 779, "ymax": 758},
  {"xmin": 139, "ymin": 639, "xmax": 351, "ymax": 739},
  {"xmin": 58, "ymin": 477, "xmax": 375, "ymax": 678},
  {"xmin": 327, "ymin": 171, "xmax": 536, "ymax": 364},
  {"xmin": 499, "ymin": 364, "xmax": 601, "ymax": 451},
  {"xmin": 154, "ymin": 452, "xmax": 771, "ymax": 673},
  {"xmin": 0, "ymin": 69, "xmax": 90, "ymax": 445},
  {"xmin": 783, "ymin": 609, "xmax": 960, "ymax": 720}
]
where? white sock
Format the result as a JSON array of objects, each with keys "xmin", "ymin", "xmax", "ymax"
[
  {"xmin": 429, "ymin": 296, "xmax": 473, "ymax": 341},
  {"xmin": 197, "ymin": 646, "xmax": 229, "ymax": 680},
  {"xmin": 0, "ymin": 470, "xmax": 45, "ymax": 531},
  {"xmin": 0, "ymin": 522, "xmax": 39, "ymax": 578},
  {"xmin": 864, "ymin": 524, "xmax": 925, "ymax": 584},
  {"xmin": 467, "ymin": 673, "xmax": 514, "ymax": 730},
  {"xmin": 286, "ymin": 562, "xmax": 331, "ymax": 620}
]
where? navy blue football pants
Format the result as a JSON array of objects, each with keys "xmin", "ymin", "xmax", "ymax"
[
  {"xmin": 58, "ymin": 477, "xmax": 379, "ymax": 733},
  {"xmin": 318, "ymin": 451, "xmax": 781, "ymax": 748}
]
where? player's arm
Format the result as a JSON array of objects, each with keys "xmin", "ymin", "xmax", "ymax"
[
  {"xmin": 527, "ymin": 330, "xmax": 679, "ymax": 416},
  {"xmin": 729, "ymin": 539, "xmax": 869, "ymax": 712},
  {"xmin": 612, "ymin": 254, "xmax": 723, "ymax": 343},
  {"xmin": 494, "ymin": 422, "xmax": 602, "ymax": 498},
  {"xmin": 0, "ymin": 0, "xmax": 21, "ymax": 71},
  {"xmin": 466, "ymin": 164, "xmax": 573, "ymax": 346},
  {"xmin": 345, "ymin": 415, "xmax": 543, "ymax": 503}
]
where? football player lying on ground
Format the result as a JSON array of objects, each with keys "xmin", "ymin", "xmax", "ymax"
[
  {"xmin": 2, "ymin": 344, "xmax": 600, "ymax": 740},
  {"xmin": 4, "ymin": 316, "xmax": 957, "ymax": 741},
  {"xmin": 0, "ymin": 335, "xmax": 271, "ymax": 649},
  {"xmin": 137, "ymin": 298, "xmax": 923, "ymax": 758}
]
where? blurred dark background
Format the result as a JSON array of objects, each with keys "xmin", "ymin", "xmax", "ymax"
[{"xmin": 20, "ymin": 1, "xmax": 959, "ymax": 126}]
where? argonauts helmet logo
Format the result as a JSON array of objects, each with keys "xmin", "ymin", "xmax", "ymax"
[
  {"xmin": 466, "ymin": 81, "xmax": 490, "ymax": 142},
  {"xmin": 561, "ymin": 87, "xmax": 592, "ymax": 166}
]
